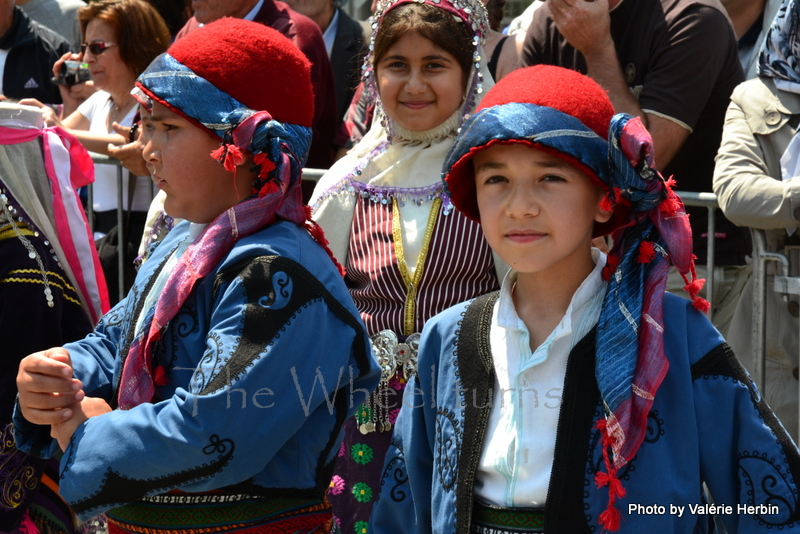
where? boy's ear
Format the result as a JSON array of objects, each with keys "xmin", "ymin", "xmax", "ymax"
[
  {"xmin": 594, "ymin": 191, "xmax": 614, "ymax": 223},
  {"xmin": 594, "ymin": 201, "xmax": 613, "ymax": 224}
]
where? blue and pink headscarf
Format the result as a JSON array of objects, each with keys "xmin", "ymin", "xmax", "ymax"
[
  {"xmin": 444, "ymin": 65, "xmax": 708, "ymax": 532},
  {"xmin": 118, "ymin": 18, "xmax": 341, "ymax": 410}
]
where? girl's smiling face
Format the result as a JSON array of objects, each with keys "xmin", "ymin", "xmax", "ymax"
[
  {"xmin": 376, "ymin": 31, "xmax": 465, "ymax": 132},
  {"xmin": 141, "ymin": 102, "xmax": 253, "ymax": 224}
]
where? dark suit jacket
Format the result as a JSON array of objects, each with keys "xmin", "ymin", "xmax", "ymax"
[{"xmin": 330, "ymin": 8, "xmax": 366, "ymax": 123}]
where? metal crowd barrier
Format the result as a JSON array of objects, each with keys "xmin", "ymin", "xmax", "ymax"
[
  {"xmin": 93, "ymin": 164, "xmax": 791, "ymax": 404},
  {"xmin": 302, "ymin": 168, "xmax": 326, "ymax": 184},
  {"xmin": 85, "ymin": 159, "xmax": 800, "ymax": 430},
  {"xmin": 750, "ymin": 228, "xmax": 799, "ymax": 425},
  {"xmin": 681, "ymin": 191, "xmax": 800, "ymax": 437}
]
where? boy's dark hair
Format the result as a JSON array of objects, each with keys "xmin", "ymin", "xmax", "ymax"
[
  {"xmin": 373, "ymin": 3, "xmax": 474, "ymax": 88},
  {"xmin": 79, "ymin": 0, "xmax": 171, "ymax": 78}
]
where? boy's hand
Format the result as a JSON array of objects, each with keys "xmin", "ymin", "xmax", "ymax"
[
  {"xmin": 17, "ymin": 347, "xmax": 84, "ymax": 425},
  {"xmin": 51, "ymin": 396, "xmax": 112, "ymax": 452}
]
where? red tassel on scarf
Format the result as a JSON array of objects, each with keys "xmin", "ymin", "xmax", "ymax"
[
  {"xmin": 682, "ymin": 278, "xmax": 704, "ymax": 298},
  {"xmin": 602, "ymin": 253, "xmax": 620, "ymax": 281},
  {"xmin": 636, "ymin": 241, "xmax": 657, "ymax": 264},
  {"xmin": 253, "ymin": 153, "xmax": 277, "ymax": 179},
  {"xmin": 154, "ymin": 365, "xmax": 168, "ymax": 386},
  {"xmin": 599, "ymin": 504, "xmax": 622, "ymax": 532},
  {"xmin": 681, "ymin": 266, "xmax": 711, "ymax": 314},
  {"xmin": 594, "ymin": 418, "xmax": 625, "ymax": 532},
  {"xmin": 595, "ymin": 470, "xmax": 626, "ymax": 499},
  {"xmin": 257, "ymin": 180, "xmax": 280, "ymax": 198},
  {"xmin": 660, "ymin": 195, "xmax": 680, "ymax": 218},
  {"xmin": 692, "ymin": 296, "xmax": 711, "ymax": 314},
  {"xmin": 210, "ymin": 144, "xmax": 244, "ymax": 172},
  {"xmin": 684, "ymin": 277, "xmax": 712, "ymax": 313},
  {"xmin": 659, "ymin": 177, "xmax": 680, "ymax": 217},
  {"xmin": 599, "ymin": 192, "xmax": 614, "ymax": 213}
]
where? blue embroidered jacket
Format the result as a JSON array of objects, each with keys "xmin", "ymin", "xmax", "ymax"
[
  {"xmin": 371, "ymin": 292, "xmax": 800, "ymax": 533},
  {"xmin": 14, "ymin": 221, "xmax": 380, "ymax": 519}
]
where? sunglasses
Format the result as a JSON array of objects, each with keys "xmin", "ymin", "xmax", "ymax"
[{"xmin": 80, "ymin": 41, "xmax": 116, "ymax": 55}]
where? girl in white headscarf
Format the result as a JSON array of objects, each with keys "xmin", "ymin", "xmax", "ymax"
[{"xmin": 310, "ymin": 0, "xmax": 506, "ymax": 530}]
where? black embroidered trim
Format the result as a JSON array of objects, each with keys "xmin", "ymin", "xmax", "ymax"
[
  {"xmin": 380, "ymin": 438, "xmax": 409, "ymax": 503},
  {"xmin": 110, "ymin": 246, "xmax": 178, "ymax": 410},
  {"xmin": 71, "ymin": 434, "xmax": 235, "ymax": 515},
  {"xmin": 435, "ymin": 407, "xmax": 461, "ymax": 491},
  {"xmin": 167, "ymin": 303, "xmax": 200, "ymax": 369},
  {"xmin": 209, "ymin": 255, "xmax": 370, "ymax": 492},
  {"xmin": 738, "ymin": 450, "xmax": 800, "ymax": 526},
  {"xmin": 544, "ymin": 328, "xmax": 597, "ymax": 534},
  {"xmin": 690, "ymin": 342, "xmax": 743, "ymax": 381},
  {"xmin": 218, "ymin": 480, "xmax": 326, "ymax": 501},
  {"xmin": 693, "ymin": 342, "xmax": 800, "ymax": 526},
  {"xmin": 454, "ymin": 292, "xmax": 498, "ymax": 534}
]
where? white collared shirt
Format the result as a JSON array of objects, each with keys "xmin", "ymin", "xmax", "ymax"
[{"xmin": 474, "ymin": 248, "xmax": 607, "ymax": 507}]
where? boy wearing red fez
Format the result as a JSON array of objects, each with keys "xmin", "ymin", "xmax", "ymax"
[
  {"xmin": 15, "ymin": 18, "xmax": 379, "ymax": 533},
  {"xmin": 370, "ymin": 65, "xmax": 800, "ymax": 533}
]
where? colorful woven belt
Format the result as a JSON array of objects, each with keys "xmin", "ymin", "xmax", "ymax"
[
  {"xmin": 106, "ymin": 492, "xmax": 333, "ymax": 534},
  {"xmin": 471, "ymin": 499, "xmax": 545, "ymax": 534}
]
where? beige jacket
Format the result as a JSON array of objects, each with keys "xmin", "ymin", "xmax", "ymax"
[
  {"xmin": 714, "ymin": 77, "xmax": 800, "ymax": 241},
  {"xmin": 713, "ymin": 76, "xmax": 800, "ymax": 439}
]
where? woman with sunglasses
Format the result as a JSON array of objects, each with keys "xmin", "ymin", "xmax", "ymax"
[{"xmin": 22, "ymin": 0, "xmax": 170, "ymax": 300}]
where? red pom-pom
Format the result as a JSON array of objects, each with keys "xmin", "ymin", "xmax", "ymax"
[
  {"xmin": 594, "ymin": 418, "xmax": 607, "ymax": 431},
  {"xmin": 683, "ymin": 278, "xmax": 705, "ymax": 298},
  {"xmin": 660, "ymin": 195, "xmax": 680, "ymax": 217},
  {"xmin": 254, "ymin": 153, "xmax": 277, "ymax": 179},
  {"xmin": 257, "ymin": 179, "xmax": 280, "ymax": 198},
  {"xmin": 599, "ymin": 504, "xmax": 622, "ymax": 532},
  {"xmin": 210, "ymin": 145, "xmax": 227, "ymax": 163},
  {"xmin": 636, "ymin": 241, "xmax": 657, "ymax": 264},
  {"xmin": 602, "ymin": 254, "xmax": 620, "ymax": 281},
  {"xmin": 154, "ymin": 365, "xmax": 168, "ymax": 386},
  {"xmin": 595, "ymin": 470, "xmax": 612, "ymax": 488},
  {"xmin": 210, "ymin": 144, "xmax": 244, "ymax": 172},
  {"xmin": 599, "ymin": 193, "xmax": 614, "ymax": 213},
  {"xmin": 223, "ymin": 144, "xmax": 244, "ymax": 172},
  {"xmin": 692, "ymin": 296, "xmax": 711, "ymax": 314}
]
